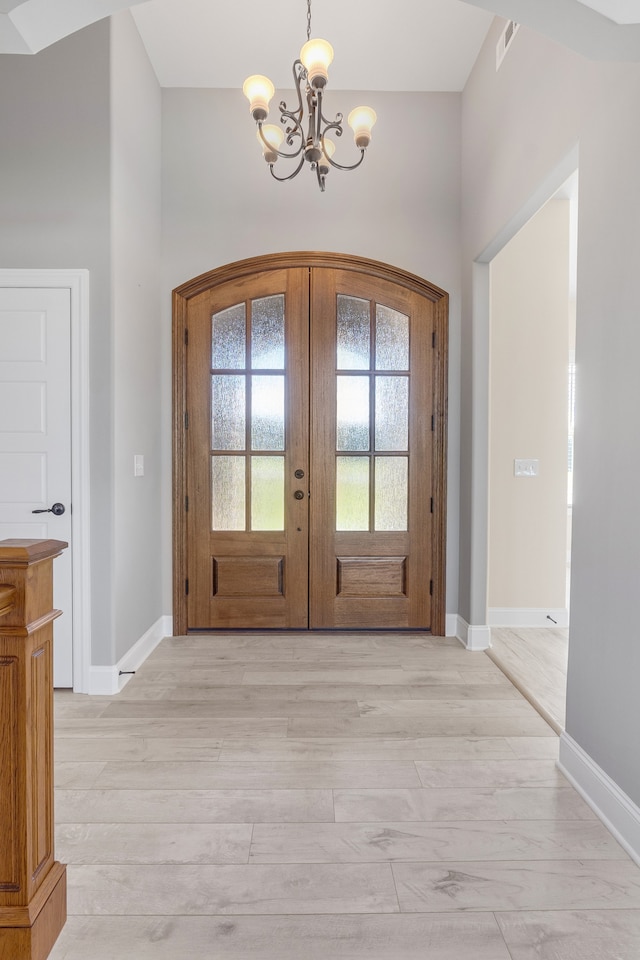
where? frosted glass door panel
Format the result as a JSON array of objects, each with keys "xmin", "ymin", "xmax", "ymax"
[
  {"xmin": 337, "ymin": 296, "xmax": 370, "ymax": 369},
  {"xmin": 375, "ymin": 304, "xmax": 409, "ymax": 370},
  {"xmin": 251, "ymin": 456, "xmax": 284, "ymax": 530},
  {"xmin": 375, "ymin": 376, "xmax": 409, "ymax": 451},
  {"xmin": 375, "ymin": 457, "xmax": 408, "ymax": 531},
  {"xmin": 211, "ymin": 375, "xmax": 245, "ymax": 450},
  {"xmin": 337, "ymin": 376, "xmax": 370, "ymax": 451},
  {"xmin": 336, "ymin": 456, "xmax": 369, "ymax": 530},
  {"xmin": 251, "ymin": 375, "xmax": 285, "ymax": 450},
  {"xmin": 251, "ymin": 295, "xmax": 285, "ymax": 369},
  {"xmin": 212, "ymin": 304, "xmax": 246, "ymax": 368},
  {"xmin": 211, "ymin": 456, "xmax": 246, "ymax": 530}
]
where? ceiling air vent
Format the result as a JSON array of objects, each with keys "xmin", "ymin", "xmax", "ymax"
[{"xmin": 496, "ymin": 19, "xmax": 520, "ymax": 70}]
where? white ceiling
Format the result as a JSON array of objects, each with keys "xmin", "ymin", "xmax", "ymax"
[
  {"xmin": 128, "ymin": 0, "xmax": 493, "ymax": 92},
  {"xmin": 575, "ymin": 0, "xmax": 640, "ymax": 23},
  {"xmin": 2, "ymin": 0, "xmax": 640, "ymax": 87}
]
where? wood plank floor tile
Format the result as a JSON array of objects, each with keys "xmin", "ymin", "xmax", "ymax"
[
  {"xmin": 333, "ymin": 786, "xmax": 596, "ymax": 822},
  {"xmin": 241, "ymin": 668, "xmax": 507, "ymax": 685},
  {"xmin": 495, "ymin": 909, "xmax": 640, "ymax": 960},
  {"xmin": 55, "ymin": 717, "xmax": 289, "ymax": 738},
  {"xmin": 56, "ymin": 822, "xmax": 253, "ymax": 864},
  {"xmin": 505, "ymin": 736, "xmax": 560, "ymax": 759},
  {"xmin": 100, "ymin": 698, "xmax": 360, "ymax": 718},
  {"xmin": 288, "ymin": 715, "xmax": 555, "ymax": 738},
  {"xmin": 56, "ymin": 788, "xmax": 335, "ymax": 823},
  {"xmin": 67, "ymin": 862, "xmax": 400, "ymax": 914},
  {"xmin": 165, "ymin": 684, "xmax": 414, "ymax": 701},
  {"xmin": 54, "ymin": 737, "xmax": 222, "ymax": 762},
  {"xmin": 218, "ymin": 736, "xmax": 519, "ymax": 761},
  {"xmin": 358, "ymin": 699, "xmax": 535, "ymax": 718},
  {"xmin": 48, "ymin": 913, "xmax": 513, "ymax": 960},
  {"xmin": 409, "ymin": 684, "xmax": 522, "ymax": 700},
  {"xmin": 249, "ymin": 820, "xmax": 626, "ymax": 863},
  {"xmin": 415, "ymin": 759, "xmax": 564, "ymax": 789},
  {"xmin": 54, "ymin": 762, "xmax": 107, "ymax": 788},
  {"xmin": 92, "ymin": 759, "xmax": 423, "ymax": 789},
  {"xmin": 393, "ymin": 860, "xmax": 640, "ymax": 911}
]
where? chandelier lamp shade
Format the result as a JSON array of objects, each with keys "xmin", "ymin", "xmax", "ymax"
[{"xmin": 242, "ymin": 1, "xmax": 376, "ymax": 192}]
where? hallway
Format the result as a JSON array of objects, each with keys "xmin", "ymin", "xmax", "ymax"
[{"xmin": 50, "ymin": 633, "xmax": 640, "ymax": 959}]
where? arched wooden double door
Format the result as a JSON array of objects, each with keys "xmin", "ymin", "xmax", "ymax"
[{"xmin": 173, "ymin": 253, "xmax": 447, "ymax": 635}]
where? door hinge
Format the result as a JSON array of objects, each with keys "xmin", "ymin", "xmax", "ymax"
[
  {"xmin": 432, "ymin": 330, "xmax": 436, "ymax": 348},
  {"xmin": 185, "ymin": 578, "xmax": 189, "ymax": 596},
  {"xmin": 184, "ymin": 328, "xmax": 189, "ymax": 346},
  {"xmin": 430, "ymin": 496, "xmax": 434, "ymax": 514},
  {"xmin": 429, "ymin": 579, "xmax": 434, "ymax": 596},
  {"xmin": 185, "ymin": 495, "xmax": 189, "ymax": 512},
  {"xmin": 184, "ymin": 411, "xmax": 189, "ymax": 429},
  {"xmin": 431, "ymin": 414, "xmax": 435, "ymax": 432}
]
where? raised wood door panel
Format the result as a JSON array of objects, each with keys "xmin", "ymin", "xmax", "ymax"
[
  {"xmin": 185, "ymin": 269, "xmax": 310, "ymax": 628},
  {"xmin": 309, "ymin": 269, "xmax": 433, "ymax": 629}
]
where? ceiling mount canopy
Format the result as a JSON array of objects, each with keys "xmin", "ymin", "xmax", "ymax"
[{"xmin": 242, "ymin": 0, "xmax": 376, "ymax": 192}]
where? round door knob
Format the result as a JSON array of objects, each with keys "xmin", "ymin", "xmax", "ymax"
[{"xmin": 294, "ymin": 490, "xmax": 305, "ymax": 500}]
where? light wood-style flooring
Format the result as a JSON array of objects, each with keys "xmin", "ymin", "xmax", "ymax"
[
  {"xmin": 49, "ymin": 633, "xmax": 640, "ymax": 959},
  {"xmin": 488, "ymin": 627, "xmax": 568, "ymax": 732}
]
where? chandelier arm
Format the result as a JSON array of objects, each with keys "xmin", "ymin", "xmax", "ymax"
[
  {"xmin": 319, "ymin": 111, "xmax": 344, "ymax": 136},
  {"xmin": 257, "ymin": 121, "xmax": 304, "ymax": 161},
  {"xmin": 324, "ymin": 147, "xmax": 366, "ymax": 172},
  {"xmin": 315, "ymin": 88, "xmax": 325, "ymax": 145},
  {"xmin": 269, "ymin": 155, "xmax": 306, "ymax": 182},
  {"xmin": 273, "ymin": 60, "xmax": 307, "ymax": 149},
  {"xmin": 290, "ymin": 60, "xmax": 306, "ymax": 121}
]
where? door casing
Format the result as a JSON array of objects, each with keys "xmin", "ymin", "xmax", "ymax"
[
  {"xmin": 173, "ymin": 252, "xmax": 448, "ymax": 635},
  {"xmin": 0, "ymin": 268, "xmax": 91, "ymax": 691}
]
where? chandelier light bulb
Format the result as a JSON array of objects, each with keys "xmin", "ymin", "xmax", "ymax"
[
  {"xmin": 348, "ymin": 106, "xmax": 377, "ymax": 149},
  {"xmin": 300, "ymin": 38, "xmax": 334, "ymax": 88},
  {"xmin": 321, "ymin": 137, "xmax": 336, "ymax": 162},
  {"xmin": 243, "ymin": 74, "xmax": 275, "ymax": 121},
  {"xmin": 258, "ymin": 124, "xmax": 285, "ymax": 163},
  {"xmin": 318, "ymin": 137, "xmax": 335, "ymax": 180}
]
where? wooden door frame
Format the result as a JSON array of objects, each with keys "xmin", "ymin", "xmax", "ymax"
[{"xmin": 172, "ymin": 251, "xmax": 448, "ymax": 636}]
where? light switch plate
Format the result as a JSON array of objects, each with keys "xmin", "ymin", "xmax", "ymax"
[
  {"xmin": 134, "ymin": 454, "xmax": 144, "ymax": 477},
  {"xmin": 514, "ymin": 458, "xmax": 539, "ymax": 477}
]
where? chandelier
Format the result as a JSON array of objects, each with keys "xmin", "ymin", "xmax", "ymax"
[{"xmin": 242, "ymin": 0, "xmax": 377, "ymax": 192}]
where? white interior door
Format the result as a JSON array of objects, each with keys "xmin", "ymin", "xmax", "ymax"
[{"xmin": 0, "ymin": 287, "xmax": 73, "ymax": 686}]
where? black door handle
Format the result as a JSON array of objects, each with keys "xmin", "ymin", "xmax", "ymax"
[{"xmin": 32, "ymin": 502, "xmax": 66, "ymax": 516}]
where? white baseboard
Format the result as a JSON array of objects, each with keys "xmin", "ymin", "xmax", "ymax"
[
  {"xmin": 87, "ymin": 615, "xmax": 172, "ymax": 696},
  {"xmin": 445, "ymin": 614, "xmax": 458, "ymax": 638},
  {"xmin": 558, "ymin": 731, "xmax": 640, "ymax": 867},
  {"xmin": 455, "ymin": 616, "xmax": 491, "ymax": 651},
  {"xmin": 488, "ymin": 607, "xmax": 569, "ymax": 628}
]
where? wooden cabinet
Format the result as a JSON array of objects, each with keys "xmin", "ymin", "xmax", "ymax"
[{"xmin": 0, "ymin": 539, "xmax": 67, "ymax": 960}]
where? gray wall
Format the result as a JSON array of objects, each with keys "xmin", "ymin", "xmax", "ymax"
[
  {"xmin": 110, "ymin": 11, "xmax": 162, "ymax": 661},
  {"xmin": 0, "ymin": 15, "xmax": 163, "ymax": 667},
  {"xmin": 0, "ymin": 22, "xmax": 115, "ymax": 663},
  {"xmin": 489, "ymin": 199, "xmax": 570, "ymax": 613},
  {"xmin": 160, "ymin": 88, "xmax": 464, "ymax": 618},
  {"xmin": 461, "ymin": 20, "xmax": 640, "ymax": 803}
]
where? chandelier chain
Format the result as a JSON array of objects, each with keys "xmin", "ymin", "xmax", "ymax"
[{"xmin": 307, "ymin": 0, "xmax": 311, "ymax": 41}]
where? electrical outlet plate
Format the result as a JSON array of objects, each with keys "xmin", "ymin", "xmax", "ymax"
[{"xmin": 514, "ymin": 458, "xmax": 539, "ymax": 477}]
